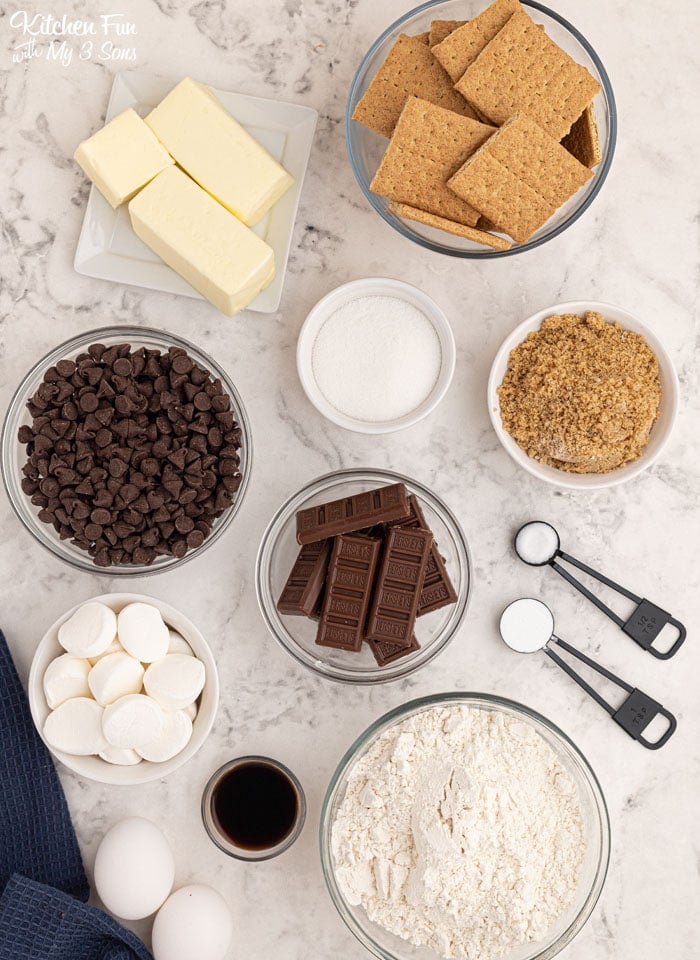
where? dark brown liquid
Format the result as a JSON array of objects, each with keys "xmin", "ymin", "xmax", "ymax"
[{"xmin": 212, "ymin": 761, "xmax": 299, "ymax": 850}]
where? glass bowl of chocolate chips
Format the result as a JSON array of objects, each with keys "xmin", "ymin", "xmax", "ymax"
[{"xmin": 1, "ymin": 327, "xmax": 251, "ymax": 575}]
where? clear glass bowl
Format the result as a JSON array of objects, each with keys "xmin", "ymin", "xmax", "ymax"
[
  {"xmin": 321, "ymin": 693, "xmax": 610, "ymax": 960},
  {"xmin": 255, "ymin": 469, "xmax": 471, "ymax": 684},
  {"xmin": 1, "ymin": 326, "xmax": 252, "ymax": 577},
  {"xmin": 346, "ymin": 0, "xmax": 617, "ymax": 258}
]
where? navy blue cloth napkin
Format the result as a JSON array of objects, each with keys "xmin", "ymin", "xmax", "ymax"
[
  {"xmin": 0, "ymin": 875, "xmax": 151, "ymax": 960},
  {"xmin": 0, "ymin": 628, "xmax": 151, "ymax": 960}
]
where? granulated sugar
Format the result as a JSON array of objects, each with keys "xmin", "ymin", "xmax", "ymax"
[
  {"xmin": 515, "ymin": 521, "xmax": 560, "ymax": 565},
  {"xmin": 311, "ymin": 295, "xmax": 442, "ymax": 422},
  {"xmin": 331, "ymin": 705, "xmax": 586, "ymax": 960}
]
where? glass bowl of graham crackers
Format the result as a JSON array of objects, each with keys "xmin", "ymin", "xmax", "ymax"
[
  {"xmin": 346, "ymin": 0, "xmax": 616, "ymax": 258},
  {"xmin": 255, "ymin": 469, "xmax": 472, "ymax": 684}
]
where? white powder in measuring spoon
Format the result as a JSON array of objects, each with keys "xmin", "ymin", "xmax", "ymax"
[
  {"xmin": 515, "ymin": 522, "xmax": 560, "ymax": 565},
  {"xmin": 311, "ymin": 296, "xmax": 442, "ymax": 423}
]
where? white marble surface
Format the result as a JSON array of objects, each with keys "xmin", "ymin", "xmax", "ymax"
[{"xmin": 1, "ymin": 1, "xmax": 699, "ymax": 958}]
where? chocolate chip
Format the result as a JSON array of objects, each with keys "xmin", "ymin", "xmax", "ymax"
[
  {"xmin": 108, "ymin": 458, "xmax": 128, "ymax": 478},
  {"xmin": 186, "ymin": 529, "xmax": 205, "ymax": 549},
  {"xmin": 79, "ymin": 392, "xmax": 99, "ymax": 413},
  {"xmin": 171, "ymin": 539, "xmax": 187, "ymax": 559},
  {"xmin": 17, "ymin": 341, "xmax": 243, "ymax": 568},
  {"xmin": 174, "ymin": 515, "xmax": 194, "ymax": 534},
  {"xmin": 113, "ymin": 357, "xmax": 132, "ymax": 376},
  {"xmin": 72, "ymin": 502, "xmax": 90, "ymax": 521},
  {"xmin": 56, "ymin": 360, "xmax": 76, "ymax": 377},
  {"xmin": 172, "ymin": 354, "xmax": 193, "ymax": 375},
  {"xmin": 193, "ymin": 391, "xmax": 212, "ymax": 411}
]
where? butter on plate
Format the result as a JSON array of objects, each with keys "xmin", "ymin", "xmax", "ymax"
[
  {"xmin": 74, "ymin": 108, "xmax": 173, "ymax": 209},
  {"xmin": 145, "ymin": 77, "xmax": 294, "ymax": 226},
  {"xmin": 129, "ymin": 166, "xmax": 275, "ymax": 316}
]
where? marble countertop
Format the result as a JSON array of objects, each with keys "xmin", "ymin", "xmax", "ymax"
[{"xmin": 1, "ymin": 0, "xmax": 698, "ymax": 958}]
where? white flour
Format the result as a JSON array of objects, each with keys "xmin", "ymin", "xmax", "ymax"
[{"xmin": 331, "ymin": 705, "xmax": 586, "ymax": 960}]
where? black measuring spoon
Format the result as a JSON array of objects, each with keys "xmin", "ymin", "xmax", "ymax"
[
  {"xmin": 513, "ymin": 521, "xmax": 686, "ymax": 660},
  {"xmin": 499, "ymin": 598, "xmax": 677, "ymax": 750}
]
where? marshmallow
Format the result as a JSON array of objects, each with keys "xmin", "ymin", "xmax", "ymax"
[
  {"xmin": 183, "ymin": 701, "xmax": 198, "ymax": 721},
  {"xmin": 144, "ymin": 655, "xmax": 205, "ymax": 711},
  {"xmin": 58, "ymin": 602, "xmax": 117, "ymax": 659},
  {"xmin": 117, "ymin": 603, "xmax": 169, "ymax": 663},
  {"xmin": 43, "ymin": 654, "xmax": 91, "ymax": 709},
  {"xmin": 167, "ymin": 630, "xmax": 194, "ymax": 657},
  {"xmin": 136, "ymin": 709, "xmax": 193, "ymax": 763},
  {"xmin": 99, "ymin": 744, "xmax": 143, "ymax": 766},
  {"xmin": 89, "ymin": 639, "xmax": 124, "ymax": 666},
  {"xmin": 44, "ymin": 698, "xmax": 107, "ymax": 755},
  {"xmin": 89, "ymin": 653, "xmax": 145, "ymax": 706},
  {"xmin": 103, "ymin": 694, "xmax": 163, "ymax": 749}
]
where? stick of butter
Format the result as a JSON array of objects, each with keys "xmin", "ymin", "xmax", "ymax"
[
  {"xmin": 145, "ymin": 77, "xmax": 294, "ymax": 226},
  {"xmin": 74, "ymin": 108, "xmax": 173, "ymax": 209},
  {"xmin": 129, "ymin": 166, "xmax": 275, "ymax": 316}
]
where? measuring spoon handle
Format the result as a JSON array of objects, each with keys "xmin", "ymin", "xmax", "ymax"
[
  {"xmin": 552, "ymin": 553, "xmax": 686, "ymax": 660},
  {"xmin": 611, "ymin": 689, "xmax": 678, "ymax": 750},
  {"xmin": 545, "ymin": 638, "xmax": 677, "ymax": 750}
]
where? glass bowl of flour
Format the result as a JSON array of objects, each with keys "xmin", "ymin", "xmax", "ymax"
[
  {"xmin": 255, "ymin": 468, "xmax": 471, "ymax": 683},
  {"xmin": 321, "ymin": 694, "xmax": 609, "ymax": 960}
]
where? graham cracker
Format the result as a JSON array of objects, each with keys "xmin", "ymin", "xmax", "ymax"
[
  {"xmin": 432, "ymin": 0, "xmax": 520, "ymax": 81},
  {"xmin": 351, "ymin": 33, "xmax": 477, "ymax": 138},
  {"xmin": 370, "ymin": 97, "xmax": 496, "ymax": 226},
  {"xmin": 477, "ymin": 214, "xmax": 499, "ymax": 232},
  {"xmin": 390, "ymin": 202, "xmax": 512, "ymax": 250},
  {"xmin": 447, "ymin": 113, "xmax": 593, "ymax": 243},
  {"xmin": 415, "ymin": 31, "xmax": 431, "ymax": 45},
  {"xmin": 455, "ymin": 7, "xmax": 601, "ymax": 140},
  {"xmin": 429, "ymin": 19, "xmax": 467, "ymax": 47},
  {"xmin": 562, "ymin": 103, "xmax": 602, "ymax": 167}
]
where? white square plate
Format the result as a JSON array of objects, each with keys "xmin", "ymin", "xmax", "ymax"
[{"xmin": 74, "ymin": 71, "xmax": 317, "ymax": 314}]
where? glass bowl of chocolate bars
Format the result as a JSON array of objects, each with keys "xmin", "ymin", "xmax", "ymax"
[
  {"xmin": 1, "ymin": 327, "xmax": 252, "ymax": 575},
  {"xmin": 255, "ymin": 469, "xmax": 472, "ymax": 683},
  {"xmin": 346, "ymin": 0, "xmax": 616, "ymax": 257}
]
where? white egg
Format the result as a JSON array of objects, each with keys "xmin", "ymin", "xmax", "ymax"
[
  {"xmin": 94, "ymin": 817, "xmax": 174, "ymax": 921},
  {"xmin": 152, "ymin": 884, "xmax": 233, "ymax": 960}
]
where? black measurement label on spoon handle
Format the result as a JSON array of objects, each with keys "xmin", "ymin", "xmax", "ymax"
[
  {"xmin": 612, "ymin": 689, "xmax": 677, "ymax": 750},
  {"xmin": 622, "ymin": 600, "xmax": 687, "ymax": 660}
]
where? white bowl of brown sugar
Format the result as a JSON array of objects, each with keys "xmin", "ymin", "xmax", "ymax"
[{"xmin": 487, "ymin": 301, "xmax": 679, "ymax": 490}]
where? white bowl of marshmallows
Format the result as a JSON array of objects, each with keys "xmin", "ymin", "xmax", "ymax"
[{"xmin": 28, "ymin": 594, "xmax": 218, "ymax": 785}]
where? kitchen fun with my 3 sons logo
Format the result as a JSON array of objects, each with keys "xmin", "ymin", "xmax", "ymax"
[{"xmin": 9, "ymin": 12, "xmax": 138, "ymax": 68}]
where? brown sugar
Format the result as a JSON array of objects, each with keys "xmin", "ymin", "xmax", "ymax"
[{"xmin": 497, "ymin": 311, "xmax": 661, "ymax": 473}]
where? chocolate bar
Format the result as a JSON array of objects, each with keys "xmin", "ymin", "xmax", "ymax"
[
  {"xmin": 389, "ymin": 495, "xmax": 458, "ymax": 616},
  {"xmin": 366, "ymin": 635, "xmax": 420, "ymax": 667},
  {"xmin": 365, "ymin": 526, "xmax": 433, "ymax": 647},
  {"xmin": 296, "ymin": 483, "xmax": 410, "ymax": 545},
  {"xmin": 316, "ymin": 534, "xmax": 381, "ymax": 652},
  {"xmin": 277, "ymin": 539, "xmax": 332, "ymax": 617},
  {"xmin": 419, "ymin": 548, "xmax": 458, "ymax": 615}
]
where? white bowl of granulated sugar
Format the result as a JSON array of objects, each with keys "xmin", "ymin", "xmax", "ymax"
[{"xmin": 296, "ymin": 278, "xmax": 456, "ymax": 434}]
